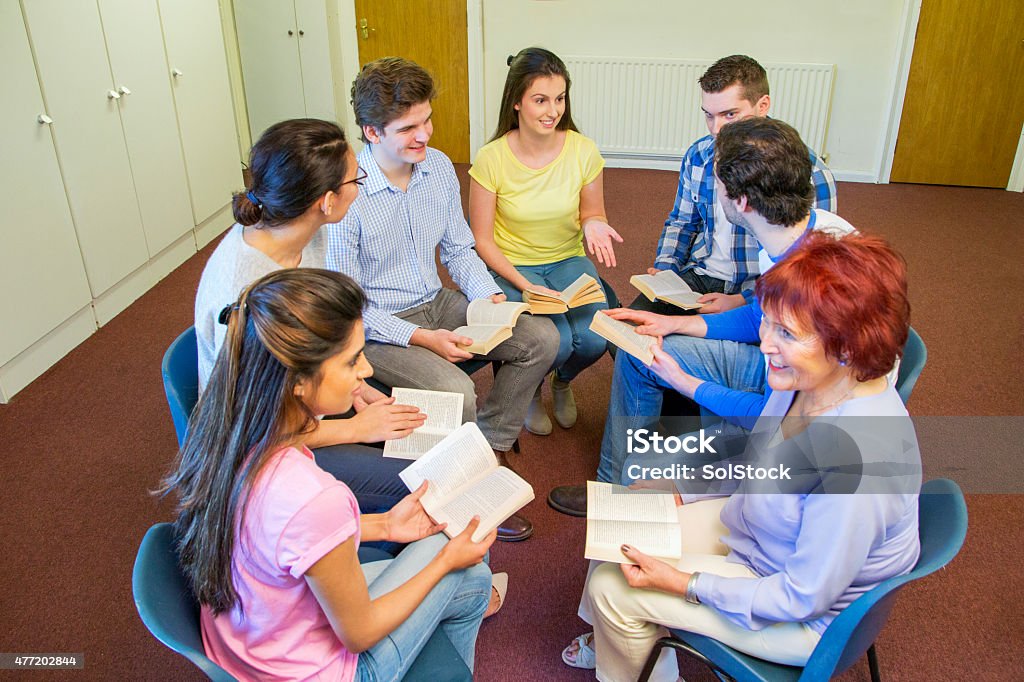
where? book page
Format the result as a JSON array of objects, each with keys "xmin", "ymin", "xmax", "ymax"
[
  {"xmin": 584, "ymin": 482, "xmax": 681, "ymax": 564},
  {"xmin": 390, "ymin": 388, "xmax": 463, "ymax": 431},
  {"xmin": 465, "ymin": 299, "xmax": 528, "ymax": 326},
  {"xmin": 590, "ymin": 312, "xmax": 656, "ymax": 364},
  {"xmin": 399, "ymin": 422, "xmax": 497, "ymax": 508},
  {"xmin": 560, "ymin": 273, "xmax": 598, "ymax": 303},
  {"xmin": 383, "ymin": 430, "xmax": 449, "ymax": 460},
  {"xmin": 383, "ymin": 388, "xmax": 465, "ymax": 459},
  {"xmin": 432, "ymin": 467, "xmax": 535, "ymax": 542},
  {"xmin": 586, "ymin": 481, "xmax": 678, "ymax": 522}
]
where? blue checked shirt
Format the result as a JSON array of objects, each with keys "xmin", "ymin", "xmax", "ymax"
[
  {"xmin": 654, "ymin": 134, "xmax": 837, "ymax": 295},
  {"xmin": 325, "ymin": 146, "xmax": 501, "ymax": 346}
]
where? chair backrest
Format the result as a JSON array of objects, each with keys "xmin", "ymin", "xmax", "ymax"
[
  {"xmin": 895, "ymin": 327, "xmax": 927, "ymax": 405},
  {"xmin": 161, "ymin": 327, "xmax": 199, "ymax": 448},
  {"xmin": 132, "ymin": 523, "xmax": 237, "ymax": 681},
  {"xmin": 799, "ymin": 478, "xmax": 967, "ymax": 680}
]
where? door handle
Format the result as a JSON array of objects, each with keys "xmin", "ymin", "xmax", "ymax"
[
  {"xmin": 359, "ymin": 18, "xmax": 375, "ymax": 40},
  {"xmin": 107, "ymin": 89, "xmax": 121, "ymax": 100}
]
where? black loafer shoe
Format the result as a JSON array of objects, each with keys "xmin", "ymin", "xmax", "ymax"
[
  {"xmin": 496, "ymin": 513, "xmax": 534, "ymax": 542},
  {"xmin": 547, "ymin": 484, "xmax": 587, "ymax": 517}
]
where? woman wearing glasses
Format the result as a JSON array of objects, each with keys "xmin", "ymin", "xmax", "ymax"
[{"xmin": 193, "ymin": 118, "xmax": 425, "ymax": 514}]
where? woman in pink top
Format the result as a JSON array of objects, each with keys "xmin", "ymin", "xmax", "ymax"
[{"xmin": 161, "ymin": 268, "xmax": 496, "ymax": 681}]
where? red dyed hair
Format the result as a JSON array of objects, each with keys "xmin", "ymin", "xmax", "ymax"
[{"xmin": 755, "ymin": 232, "xmax": 910, "ymax": 382}]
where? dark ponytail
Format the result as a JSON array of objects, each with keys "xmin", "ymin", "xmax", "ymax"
[
  {"xmin": 159, "ymin": 268, "xmax": 366, "ymax": 614},
  {"xmin": 231, "ymin": 118, "xmax": 350, "ymax": 227}
]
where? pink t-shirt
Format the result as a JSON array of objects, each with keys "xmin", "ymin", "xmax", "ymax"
[{"xmin": 201, "ymin": 446, "xmax": 361, "ymax": 681}]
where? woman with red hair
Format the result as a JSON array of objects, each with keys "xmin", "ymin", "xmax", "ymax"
[{"xmin": 563, "ymin": 232, "xmax": 922, "ymax": 681}]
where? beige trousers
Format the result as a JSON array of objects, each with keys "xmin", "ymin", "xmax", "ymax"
[{"xmin": 578, "ymin": 498, "xmax": 821, "ymax": 682}]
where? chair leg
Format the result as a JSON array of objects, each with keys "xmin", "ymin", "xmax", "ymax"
[
  {"xmin": 637, "ymin": 636, "xmax": 735, "ymax": 682},
  {"xmin": 867, "ymin": 644, "xmax": 882, "ymax": 682}
]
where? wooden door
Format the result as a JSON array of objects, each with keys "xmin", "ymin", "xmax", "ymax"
[
  {"xmin": 1, "ymin": 0, "xmax": 92, "ymax": 365},
  {"xmin": 891, "ymin": 0, "xmax": 1024, "ymax": 187},
  {"xmin": 353, "ymin": 0, "xmax": 469, "ymax": 163},
  {"xmin": 22, "ymin": 0, "xmax": 148, "ymax": 296}
]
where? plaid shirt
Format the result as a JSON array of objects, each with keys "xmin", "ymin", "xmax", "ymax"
[
  {"xmin": 325, "ymin": 146, "xmax": 501, "ymax": 346},
  {"xmin": 653, "ymin": 134, "xmax": 837, "ymax": 294}
]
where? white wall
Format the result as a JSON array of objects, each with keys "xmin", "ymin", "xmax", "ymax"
[{"xmin": 479, "ymin": 0, "xmax": 908, "ymax": 182}]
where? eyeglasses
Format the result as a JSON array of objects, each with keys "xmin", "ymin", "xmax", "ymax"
[{"xmin": 343, "ymin": 167, "xmax": 369, "ymax": 187}]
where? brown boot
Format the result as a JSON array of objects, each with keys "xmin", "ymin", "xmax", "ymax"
[{"xmin": 494, "ymin": 449, "xmax": 534, "ymax": 541}]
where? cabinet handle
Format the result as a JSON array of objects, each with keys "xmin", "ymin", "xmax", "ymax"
[
  {"xmin": 118, "ymin": 85, "xmax": 132, "ymax": 96},
  {"xmin": 298, "ymin": 29, "xmax": 304, "ymax": 36},
  {"xmin": 172, "ymin": 68, "xmax": 183, "ymax": 78},
  {"xmin": 288, "ymin": 29, "xmax": 293, "ymax": 36},
  {"xmin": 107, "ymin": 89, "xmax": 121, "ymax": 100},
  {"xmin": 37, "ymin": 114, "xmax": 54, "ymax": 125}
]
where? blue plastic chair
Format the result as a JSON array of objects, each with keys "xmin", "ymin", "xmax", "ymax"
[
  {"xmin": 895, "ymin": 327, "xmax": 926, "ymax": 405},
  {"xmin": 132, "ymin": 524, "xmax": 472, "ymax": 681},
  {"xmin": 161, "ymin": 327, "xmax": 199, "ymax": 448},
  {"xmin": 637, "ymin": 478, "xmax": 967, "ymax": 682}
]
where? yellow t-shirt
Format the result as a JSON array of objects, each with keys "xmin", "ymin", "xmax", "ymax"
[{"xmin": 469, "ymin": 130, "xmax": 605, "ymax": 266}]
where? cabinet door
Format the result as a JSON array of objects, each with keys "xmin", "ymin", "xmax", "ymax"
[
  {"xmin": 22, "ymin": 0, "xmax": 148, "ymax": 296},
  {"xmin": 0, "ymin": 0, "xmax": 93, "ymax": 365},
  {"xmin": 235, "ymin": 0, "xmax": 306, "ymax": 140},
  {"xmin": 159, "ymin": 0, "xmax": 244, "ymax": 226},
  {"xmin": 295, "ymin": 0, "xmax": 336, "ymax": 123},
  {"xmin": 99, "ymin": 0, "xmax": 194, "ymax": 256}
]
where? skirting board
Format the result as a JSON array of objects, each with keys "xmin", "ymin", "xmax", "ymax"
[
  {"xmin": 603, "ymin": 155, "xmax": 879, "ymax": 183},
  {"xmin": 93, "ymin": 231, "xmax": 198, "ymax": 326},
  {"xmin": 195, "ymin": 203, "xmax": 234, "ymax": 249},
  {"xmin": 0, "ymin": 305, "xmax": 96, "ymax": 403}
]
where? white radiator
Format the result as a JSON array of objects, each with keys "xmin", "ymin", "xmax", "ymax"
[{"xmin": 563, "ymin": 56, "xmax": 836, "ymax": 161}]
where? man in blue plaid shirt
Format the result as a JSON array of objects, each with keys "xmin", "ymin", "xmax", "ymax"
[{"xmin": 636, "ymin": 55, "xmax": 837, "ymax": 316}]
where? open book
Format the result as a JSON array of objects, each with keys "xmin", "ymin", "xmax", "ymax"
[
  {"xmin": 589, "ymin": 311, "xmax": 656, "ymax": 364},
  {"xmin": 454, "ymin": 299, "xmax": 530, "ymax": 354},
  {"xmin": 399, "ymin": 422, "xmax": 535, "ymax": 542},
  {"xmin": 630, "ymin": 270, "xmax": 703, "ymax": 310},
  {"xmin": 382, "ymin": 388, "xmax": 464, "ymax": 460},
  {"xmin": 523, "ymin": 273, "xmax": 607, "ymax": 314},
  {"xmin": 585, "ymin": 481, "xmax": 682, "ymax": 564}
]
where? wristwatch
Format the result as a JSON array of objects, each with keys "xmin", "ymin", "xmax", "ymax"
[{"xmin": 685, "ymin": 572, "xmax": 702, "ymax": 605}]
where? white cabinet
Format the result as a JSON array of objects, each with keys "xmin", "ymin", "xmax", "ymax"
[
  {"xmin": 0, "ymin": 0, "xmax": 92, "ymax": 367},
  {"xmin": 235, "ymin": 0, "xmax": 337, "ymax": 140},
  {"xmin": 22, "ymin": 0, "xmax": 151, "ymax": 296},
  {"xmin": 160, "ymin": 0, "xmax": 245, "ymax": 226},
  {"xmin": 1, "ymin": 0, "xmax": 241, "ymax": 402},
  {"xmin": 99, "ymin": 0, "xmax": 196, "ymax": 257}
]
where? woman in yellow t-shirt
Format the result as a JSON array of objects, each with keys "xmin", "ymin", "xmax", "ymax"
[{"xmin": 469, "ymin": 47, "xmax": 623, "ymax": 435}]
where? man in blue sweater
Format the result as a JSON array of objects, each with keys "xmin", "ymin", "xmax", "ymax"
[{"xmin": 549, "ymin": 117, "xmax": 854, "ymax": 516}]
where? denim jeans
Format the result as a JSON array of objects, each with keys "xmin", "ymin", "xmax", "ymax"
[
  {"xmin": 312, "ymin": 444, "xmax": 410, "ymax": 515},
  {"xmin": 491, "ymin": 255, "xmax": 608, "ymax": 383},
  {"xmin": 355, "ymin": 534, "xmax": 491, "ymax": 681},
  {"xmin": 597, "ymin": 333, "xmax": 766, "ymax": 484},
  {"xmin": 364, "ymin": 288, "xmax": 559, "ymax": 451}
]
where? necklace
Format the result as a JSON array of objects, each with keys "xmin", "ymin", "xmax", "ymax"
[{"xmin": 796, "ymin": 382, "xmax": 859, "ymax": 418}]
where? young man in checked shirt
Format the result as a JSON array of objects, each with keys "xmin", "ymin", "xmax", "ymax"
[
  {"xmin": 326, "ymin": 58, "xmax": 559, "ymax": 542},
  {"xmin": 634, "ymin": 54, "xmax": 837, "ymax": 316}
]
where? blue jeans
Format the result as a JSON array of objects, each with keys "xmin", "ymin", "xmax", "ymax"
[
  {"xmin": 313, "ymin": 444, "xmax": 410, "ymax": 515},
  {"xmin": 355, "ymin": 534, "xmax": 491, "ymax": 681},
  {"xmin": 597, "ymin": 334, "xmax": 766, "ymax": 483},
  {"xmin": 492, "ymin": 255, "xmax": 608, "ymax": 382}
]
